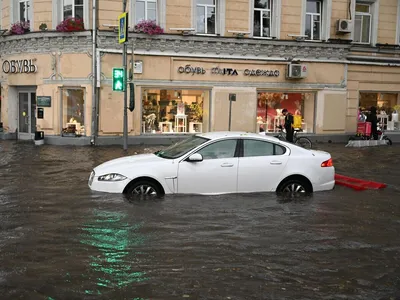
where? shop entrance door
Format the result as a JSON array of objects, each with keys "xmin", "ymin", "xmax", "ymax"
[{"xmin": 18, "ymin": 91, "xmax": 36, "ymax": 140}]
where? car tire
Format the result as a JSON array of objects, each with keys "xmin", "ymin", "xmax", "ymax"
[
  {"xmin": 384, "ymin": 137, "xmax": 392, "ymax": 146},
  {"xmin": 277, "ymin": 179, "xmax": 312, "ymax": 195},
  {"xmin": 125, "ymin": 180, "xmax": 162, "ymax": 197}
]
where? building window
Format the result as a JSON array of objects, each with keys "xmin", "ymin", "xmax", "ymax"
[
  {"xmin": 62, "ymin": 89, "xmax": 85, "ymax": 137},
  {"xmin": 18, "ymin": 0, "xmax": 30, "ymax": 22},
  {"xmin": 358, "ymin": 93, "xmax": 400, "ymax": 131},
  {"xmin": 142, "ymin": 89, "xmax": 210, "ymax": 134},
  {"xmin": 256, "ymin": 92, "xmax": 316, "ymax": 133},
  {"xmin": 305, "ymin": 0, "xmax": 322, "ymax": 40},
  {"xmin": 253, "ymin": 0, "xmax": 272, "ymax": 37},
  {"xmin": 135, "ymin": 0, "xmax": 157, "ymax": 23},
  {"xmin": 196, "ymin": 0, "xmax": 216, "ymax": 34},
  {"xmin": 63, "ymin": 0, "xmax": 84, "ymax": 20},
  {"xmin": 354, "ymin": 4, "xmax": 371, "ymax": 44}
]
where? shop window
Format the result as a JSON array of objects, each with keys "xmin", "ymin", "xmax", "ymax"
[
  {"xmin": 256, "ymin": 92, "xmax": 315, "ymax": 134},
  {"xmin": 354, "ymin": 4, "xmax": 371, "ymax": 44},
  {"xmin": 359, "ymin": 92, "xmax": 400, "ymax": 131},
  {"xmin": 135, "ymin": 0, "xmax": 157, "ymax": 23},
  {"xmin": 61, "ymin": 89, "xmax": 85, "ymax": 137},
  {"xmin": 142, "ymin": 89, "xmax": 210, "ymax": 134},
  {"xmin": 63, "ymin": 0, "xmax": 84, "ymax": 20}
]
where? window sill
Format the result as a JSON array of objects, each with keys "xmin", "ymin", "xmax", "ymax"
[
  {"xmin": 253, "ymin": 36, "xmax": 275, "ymax": 40},
  {"xmin": 303, "ymin": 39, "xmax": 324, "ymax": 43},
  {"xmin": 352, "ymin": 42, "xmax": 372, "ymax": 45},
  {"xmin": 196, "ymin": 33, "xmax": 219, "ymax": 37}
]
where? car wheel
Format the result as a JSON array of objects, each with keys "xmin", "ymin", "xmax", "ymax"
[
  {"xmin": 125, "ymin": 180, "xmax": 162, "ymax": 197},
  {"xmin": 277, "ymin": 179, "xmax": 311, "ymax": 195},
  {"xmin": 384, "ymin": 137, "xmax": 392, "ymax": 145}
]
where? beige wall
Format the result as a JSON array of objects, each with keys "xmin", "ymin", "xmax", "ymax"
[
  {"xmin": 281, "ymin": 0, "xmax": 302, "ymax": 39},
  {"xmin": 225, "ymin": 0, "xmax": 249, "ymax": 35},
  {"xmin": 330, "ymin": 0, "xmax": 348, "ymax": 39},
  {"xmin": 33, "ymin": 0, "xmax": 52, "ymax": 31},
  {"xmin": 346, "ymin": 64, "xmax": 400, "ymax": 132},
  {"xmin": 165, "ymin": 0, "xmax": 192, "ymax": 32},
  {"xmin": 98, "ymin": 0, "xmax": 121, "ymax": 30},
  {"xmin": 1, "ymin": 0, "xmax": 10, "ymax": 30},
  {"xmin": 378, "ymin": 0, "xmax": 398, "ymax": 44}
]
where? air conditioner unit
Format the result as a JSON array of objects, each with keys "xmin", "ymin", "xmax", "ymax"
[
  {"xmin": 336, "ymin": 19, "xmax": 352, "ymax": 34},
  {"xmin": 286, "ymin": 63, "xmax": 307, "ymax": 79}
]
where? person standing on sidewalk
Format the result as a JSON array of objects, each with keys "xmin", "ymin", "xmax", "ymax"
[{"xmin": 282, "ymin": 109, "xmax": 294, "ymax": 143}]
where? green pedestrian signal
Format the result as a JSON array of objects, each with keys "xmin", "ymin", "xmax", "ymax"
[{"xmin": 112, "ymin": 68, "xmax": 125, "ymax": 92}]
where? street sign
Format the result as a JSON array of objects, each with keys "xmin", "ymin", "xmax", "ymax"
[
  {"xmin": 118, "ymin": 12, "xmax": 128, "ymax": 44},
  {"xmin": 229, "ymin": 93, "xmax": 236, "ymax": 102},
  {"xmin": 112, "ymin": 67, "xmax": 125, "ymax": 91}
]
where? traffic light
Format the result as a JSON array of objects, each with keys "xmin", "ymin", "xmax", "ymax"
[{"xmin": 112, "ymin": 68, "xmax": 125, "ymax": 92}]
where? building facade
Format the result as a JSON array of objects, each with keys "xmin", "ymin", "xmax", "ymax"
[{"xmin": 1, "ymin": 0, "xmax": 400, "ymax": 144}]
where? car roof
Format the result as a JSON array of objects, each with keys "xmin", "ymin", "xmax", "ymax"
[{"xmin": 196, "ymin": 131, "xmax": 281, "ymax": 142}]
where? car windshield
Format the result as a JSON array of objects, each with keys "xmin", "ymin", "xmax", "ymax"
[{"xmin": 154, "ymin": 136, "xmax": 209, "ymax": 159}]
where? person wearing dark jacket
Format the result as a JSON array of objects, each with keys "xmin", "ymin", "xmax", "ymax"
[
  {"xmin": 282, "ymin": 108, "xmax": 294, "ymax": 143},
  {"xmin": 368, "ymin": 106, "xmax": 378, "ymax": 140}
]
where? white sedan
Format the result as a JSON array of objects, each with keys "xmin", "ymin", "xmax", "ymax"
[{"xmin": 88, "ymin": 132, "xmax": 335, "ymax": 196}]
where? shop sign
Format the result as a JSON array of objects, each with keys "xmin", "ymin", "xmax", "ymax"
[
  {"xmin": 176, "ymin": 65, "xmax": 280, "ymax": 77},
  {"xmin": 178, "ymin": 65, "xmax": 206, "ymax": 75},
  {"xmin": 2, "ymin": 59, "xmax": 37, "ymax": 74},
  {"xmin": 244, "ymin": 69, "xmax": 280, "ymax": 77},
  {"xmin": 37, "ymin": 96, "xmax": 51, "ymax": 107}
]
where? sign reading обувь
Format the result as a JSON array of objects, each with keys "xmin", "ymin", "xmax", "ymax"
[{"xmin": 2, "ymin": 59, "xmax": 38, "ymax": 74}]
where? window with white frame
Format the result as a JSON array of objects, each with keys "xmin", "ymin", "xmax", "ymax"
[
  {"xmin": 135, "ymin": 0, "xmax": 157, "ymax": 23},
  {"xmin": 196, "ymin": 0, "xmax": 217, "ymax": 34},
  {"xmin": 305, "ymin": 0, "xmax": 322, "ymax": 40},
  {"xmin": 354, "ymin": 3, "xmax": 371, "ymax": 44},
  {"xmin": 18, "ymin": 0, "xmax": 30, "ymax": 22},
  {"xmin": 63, "ymin": 0, "xmax": 84, "ymax": 20},
  {"xmin": 254, "ymin": 0, "xmax": 272, "ymax": 37}
]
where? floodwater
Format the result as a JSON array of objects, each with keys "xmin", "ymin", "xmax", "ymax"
[{"xmin": 0, "ymin": 140, "xmax": 399, "ymax": 300}]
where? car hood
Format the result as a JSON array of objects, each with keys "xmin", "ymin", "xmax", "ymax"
[{"xmin": 93, "ymin": 153, "xmax": 167, "ymax": 175}]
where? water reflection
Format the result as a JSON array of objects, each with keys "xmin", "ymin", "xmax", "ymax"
[{"xmin": 79, "ymin": 210, "xmax": 149, "ymax": 295}]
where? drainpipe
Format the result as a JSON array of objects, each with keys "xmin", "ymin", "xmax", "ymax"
[{"xmin": 90, "ymin": 0, "xmax": 98, "ymax": 145}]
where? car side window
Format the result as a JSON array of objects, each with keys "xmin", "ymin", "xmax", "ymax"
[
  {"xmin": 243, "ymin": 139, "xmax": 286, "ymax": 157},
  {"xmin": 197, "ymin": 139, "xmax": 238, "ymax": 160}
]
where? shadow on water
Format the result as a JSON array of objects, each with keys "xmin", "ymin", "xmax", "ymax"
[{"xmin": 0, "ymin": 141, "xmax": 400, "ymax": 299}]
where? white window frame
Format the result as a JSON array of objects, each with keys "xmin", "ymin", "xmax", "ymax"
[
  {"xmin": 306, "ymin": 0, "xmax": 322, "ymax": 40},
  {"xmin": 18, "ymin": 0, "xmax": 30, "ymax": 22},
  {"xmin": 134, "ymin": 0, "xmax": 157, "ymax": 23},
  {"xmin": 350, "ymin": 0, "xmax": 379, "ymax": 46},
  {"xmin": 131, "ymin": 0, "xmax": 166, "ymax": 29},
  {"xmin": 62, "ymin": 0, "xmax": 84, "ymax": 20},
  {"xmin": 250, "ymin": 0, "xmax": 281, "ymax": 39},
  {"xmin": 192, "ymin": 0, "xmax": 226, "ymax": 36},
  {"xmin": 301, "ymin": 0, "xmax": 332, "ymax": 42},
  {"xmin": 10, "ymin": 0, "xmax": 33, "ymax": 30},
  {"xmin": 353, "ymin": 4, "xmax": 372, "ymax": 44},
  {"xmin": 52, "ymin": 0, "xmax": 89, "ymax": 30}
]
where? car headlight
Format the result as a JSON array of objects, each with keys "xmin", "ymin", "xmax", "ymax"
[{"xmin": 98, "ymin": 173, "xmax": 127, "ymax": 182}]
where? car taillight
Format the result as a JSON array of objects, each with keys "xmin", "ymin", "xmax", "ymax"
[{"xmin": 321, "ymin": 158, "xmax": 333, "ymax": 167}]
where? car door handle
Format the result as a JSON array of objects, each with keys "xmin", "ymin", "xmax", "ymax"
[
  {"xmin": 270, "ymin": 161, "xmax": 282, "ymax": 165},
  {"xmin": 221, "ymin": 163, "xmax": 234, "ymax": 167}
]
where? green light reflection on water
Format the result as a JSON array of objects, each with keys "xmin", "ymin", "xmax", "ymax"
[{"xmin": 77, "ymin": 210, "xmax": 150, "ymax": 295}]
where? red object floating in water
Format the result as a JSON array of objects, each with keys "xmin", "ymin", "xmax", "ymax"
[{"xmin": 335, "ymin": 174, "xmax": 387, "ymax": 191}]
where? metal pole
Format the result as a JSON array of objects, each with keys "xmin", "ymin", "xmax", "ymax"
[
  {"xmin": 122, "ymin": 0, "xmax": 128, "ymax": 150},
  {"xmin": 228, "ymin": 99, "xmax": 232, "ymax": 131},
  {"xmin": 90, "ymin": 0, "xmax": 97, "ymax": 145}
]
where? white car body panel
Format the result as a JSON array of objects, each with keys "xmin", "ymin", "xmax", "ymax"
[{"xmin": 89, "ymin": 132, "xmax": 335, "ymax": 195}]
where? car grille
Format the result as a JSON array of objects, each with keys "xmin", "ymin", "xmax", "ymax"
[{"xmin": 88, "ymin": 171, "xmax": 95, "ymax": 186}]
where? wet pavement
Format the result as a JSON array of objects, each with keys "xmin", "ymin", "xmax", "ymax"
[{"xmin": 0, "ymin": 140, "xmax": 399, "ymax": 300}]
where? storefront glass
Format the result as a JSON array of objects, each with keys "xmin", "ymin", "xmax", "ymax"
[
  {"xmin": 359, "ymin": 92, "xmax": 400, "ymax": 131},
  {"xmin": 256, "ymin": 92, "xmax": 315, "ymax": 133},
  {"xmin": 141, "ymin": 89, "xmax": 210, "ymax": 134},
  {"xmin": 61, "ymin": 88, "xmax": 85, "ymax": 136}
]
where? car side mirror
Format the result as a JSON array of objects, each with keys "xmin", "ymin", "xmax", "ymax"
[{"xmin": 187, "ymin": 153, "xmax": 203, "ymax": 162}]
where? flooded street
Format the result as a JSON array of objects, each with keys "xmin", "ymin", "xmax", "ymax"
[{"xmin": 0, "ymin": 140, "xmax": 399, "ymax": 300}]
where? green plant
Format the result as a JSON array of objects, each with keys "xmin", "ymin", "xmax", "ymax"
[
  {"xmin": 190, "ymin": 103, "xmax": 203, "ymax": 121},
  {"xmin": 393, "ymin": 105, "xmax": 400, "ymax": 113},
  {"xmin": 39, "ymin": 23, "xmax": 47, "ymax": 31}
]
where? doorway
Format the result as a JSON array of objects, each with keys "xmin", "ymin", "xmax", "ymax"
[{"xmin": 18, "ymin": 91, "xmax": 36, "ymax": 140}]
